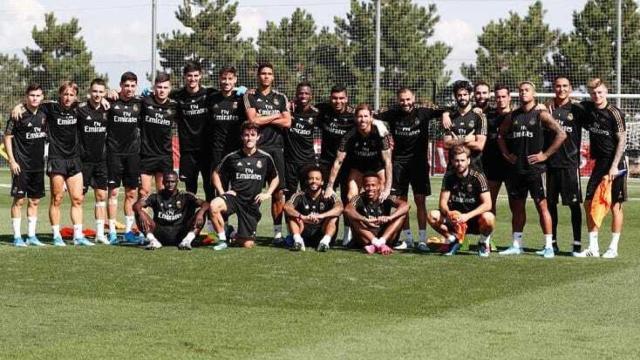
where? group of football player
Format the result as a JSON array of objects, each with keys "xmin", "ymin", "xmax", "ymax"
[{"xmin": 4, "ymin": 61, "xmax": 627, "ymax": 258}]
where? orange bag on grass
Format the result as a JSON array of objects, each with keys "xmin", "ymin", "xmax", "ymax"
[{"xmin": 60, "ymin": 227, "xmax": 96, "ymax": 239}]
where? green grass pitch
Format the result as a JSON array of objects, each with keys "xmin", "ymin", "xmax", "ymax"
[{"xmin": 0, "ymin": 169, "xmax": 639, "ymax": 359}]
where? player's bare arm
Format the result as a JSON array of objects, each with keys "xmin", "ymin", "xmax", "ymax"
[
  {"xmin": 380, "ymin": 149, "xmax": 393, "ymax": 200},
  {"xmin": 531, "ymin": 111, "xmax": 567, "ymax": 164},
  {"xmin": 255, "ymin": 175, "xmax": 279, "ymax": 204},
  {"xmin": 3, "ymin": 134, "xmax": 20, "ymax": 175},
  {"xmin": 610, "ymin": 130, "xmax": 627, "ymax": 178},
  {"xmin": 462, "ymin": 191, "xmax": 492, "ymax": 223},
  {"xmin": 324, "ymin": 151, "xmax": 346, "ymax": 198}
]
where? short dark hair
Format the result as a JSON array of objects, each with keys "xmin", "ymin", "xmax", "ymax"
[
  {"xmin": 453, "ymin": 80, "xmax": 473, "ymax": 95},
  {"xmin": 120, "ymin": 71, "xmax": 138, "ymax": 83},
  {"xmin": 494, "ymin": 84, "xmax": 510, "ymax": 93},
  {"xmin": 396, "ymin": 87, "xmax": 413, "ymax": 96},
  {"xmin": 257, "ymin": 62, "xmax": 273, "ymax": 74},
  {"xmin": 25, "ymin": 83, "xmax": 42, "ymax": 94},
  {"xmin": 474, "ymin": 80, "xmax": 490, "ymax": 91},
  {"xmin": 303, "ymin": 164, "xmax": 325, "ymax": 181},
  {"xmin": 90, "ymin": 78, "xmax": 107, "ymax": 87},
  {"xmin": 163, "ymin": 170, "xmax": 179, "ymax": 181},
  {"xmin": 183, "ymin": 61, "xmax": 202, "ymax": 75},
  {"xmin": 296, "ymin": 81, "xmax": 312, "ymax": 92},
  {"xmin": 554, "ymin": 76, "xmax": 572, "ymax": 85},
  {"xmin": 219, "ymin": 66, "xmax": 237, "ymax": 77},
  {"xmin": 330, "ymin": 85, "xmax": 347, "ymax": 95},
  {"xmin": 240, "ymin": 121, "xmax": 260, "ymax": 134},
  {"xmin": 362, "ymin": 171, "xmax": 380, "ymax": 181},
  {"xmin": 155, "ymin": 72, "xmax": 171, "ymax": 84}
]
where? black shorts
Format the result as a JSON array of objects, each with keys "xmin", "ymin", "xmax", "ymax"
[
  {"xmin": 262, "ymin": 147, "xmax": 285, "ymax": 191},
  {"xmin": 82, "ymin": 161, "xmax": 108, "ymax": 193},
  {"xmin": 482, "ymin": 158, "xmax": 509, "ymax": 183},
  {"xmin": 301, "ymin": 225, "xmax": 325, "ymax": 247},
  {"xmin": 140, "ymin": 155, "xmax": 173, "ymax": 175},
  {"xmin": 284, "ymin": 161, "xmax": 307, "ymax": 196},
  {"xmin": 222, "ymin": 194, "xmax": 261, "ymax": 239},
  {"xmin": 443, "ymin": 215, "xmax": 481, "ymax": 235},
  {"xmin": 107, "ymin": 153, "xmax": 140, "ymax": 189},
  {"xmin": 179, "ymin": 150, "xmax": 211, "ymax": 183},
  {"xmin": 505, "ymin": 172, "xmax": 546, "ymax": 201},
  {"xmin": 153, "ymin": 224, "xmax": 190, "ymax": 246},
  {"xmin": 47, "ymin": 157, "xmax": 82, "ymax": 178},
  {"xmin": 546, "ymin": 167, "xmax": 582, "ymax": 205},
  {"xmin": 585, "ymin": 159, "xmax": 627, "ymax": 204},
  {"xmin": 392, "ymin": 159, "xmax": 431, "ymax": 196},
  {"xmin": 11, "ymin": 170, "xmax": 45, "ymax": 199}
]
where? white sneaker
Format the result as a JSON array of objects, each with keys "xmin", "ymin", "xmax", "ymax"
[
  {"xmin": 394, "ymin": 240, "xmax": 414, "ymax": 250},
  {"xmin": 574, "ymin": 248, "xmax": 600, "ymax": 258},
  {"xmin": 95, "ymin": 236, "xmax": 110, "ymax": 245},
  {"xmin": 178, "ymin": 239, "xmax": 192, "ymax": 250},
  {"xmin": 144, "ymin": 239, "xmax": 162, "ymax": 250},
  {"xmin": 601, "ymin": 248, "xmax": 618, "ymax": 259}
]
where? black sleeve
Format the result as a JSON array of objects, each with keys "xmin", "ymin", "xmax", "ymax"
[
  {"xmin": 266, "ymin": 154, "xmax": 277, "ymax": 180},
  {"xmin": 5, "ymin": 117, "xmax": 16, "ymax": 135}
]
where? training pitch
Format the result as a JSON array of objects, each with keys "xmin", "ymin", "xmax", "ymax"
[{"xmin": 0, "ymin": 169, "xmax": 639, "ymax": 359}]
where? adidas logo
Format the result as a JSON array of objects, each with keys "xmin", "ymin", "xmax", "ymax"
[
  {"xmin": 86, "ymin": 116, "xmax": 92, "ymax": 120},
  {"xmin": 114, "ymin": 105, "xmax": 120, "ymax": 110},
  {"xmin": 27, "ymin": 122, "xmax": 33, "ymax": 127}
]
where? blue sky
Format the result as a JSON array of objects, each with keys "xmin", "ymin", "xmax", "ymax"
[{"xmin": 0, "ymin": 0, "xmax": 589, "ymax": 88}]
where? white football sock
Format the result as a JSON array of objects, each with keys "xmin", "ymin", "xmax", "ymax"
[
  {"xmin": 108, "ymin": 219, "xmax": 117, "ymax": 234},
  {"xmin": 418, "ymin": 229, "xmax": 427, "ymax": 243},
  {"xmin": 544, "ymin": 234, "xmax": 553, "ymax": 249},
  {"xmin": 588, "ymin": 231, "xmax": 599, "ymax": 252},
  {"xmin": 512, "ymin": 232, "xmax": 523, "ymax": 248},
  {"xmin": 96, "ymin": 220, "xmax": 105, "ymax": 238},
  {"xmin": 609, "ymin": 233, "xmax": 620, "ymax": 252},
  {"xmin": 73, "ymin": 224, "xmax": 83, "ymax": 239},
  {"xmin": 52, "ymin": 224, "xmax": 61, "ymax": 239},
  {"xmin": 27, "ymin": 217, "xmax": 37, "ymax": 237},
  {"xmin": 12, "ymin": 218, "xmax": 21, "ymax": 238}
]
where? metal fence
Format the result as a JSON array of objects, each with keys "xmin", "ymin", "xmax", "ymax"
[{"xmin": 1, "ymin": 0, "xmax": 639, "ymax": 174}]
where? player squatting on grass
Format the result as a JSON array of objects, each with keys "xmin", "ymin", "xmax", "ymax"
[{"xmin": 4, "ymin": 65, "xmax": 628, "ymax": 258}]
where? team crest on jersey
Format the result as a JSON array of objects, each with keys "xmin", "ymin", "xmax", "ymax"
[
  {"xmin": 237, "ymin": 161, "xmax": 243, "ymax": 167},
  {"xmin": 102, "ymin": 113, "xmax": 107, "ymax": 120},
  {"xmin": 414, "ymin": 119, "xmax": 421, "ymax": 126},
  {"xmin": 256, "ymin": 160, "xmax": 263, "ymax": 169},
  {"xmin": 529, "ymin": 118, "xmax": 536, "ymax": 126},
  {"xmin": 232, "ymin": 101, "xmax": 238, "ymax": 109},
  {"xmin": 132, "ymin": 104, "xmax": 138, "ymax": 112},
  {"xmin": 468, "ymin": 120, "xmax": 475, "ymax": 128},
  {"xmin": 467, "ymin": 183, "xmax": 474, "ymax": 193},
  {"xmin": 273, "ymin": 98, "xmax": 280, "ymax": 106},
  {"xmin": 166, "ymin": 109, "xmax": 175, "ymax": 116},
  {"xmin": 567, "ymin": 113, "xmax": 574, "ymax": 121},
  {"xmin": 319, "ymin": 203, "xmax": 326, "ymax": 211},
  {"xmin": 176, "ymin": 200, "xmax": 182, "ymax": 209}
]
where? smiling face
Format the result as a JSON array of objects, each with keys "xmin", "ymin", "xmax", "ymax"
[
  {"xmin": 363, "ymin": 175, "xmax": 380, "ymax": 202},
  {"xmin": 306, "ymin": 170, "xmax": 324, "ymax": 192},
  {"xmin": 455, "ymin": 89, "xmax": 470, "ymax": 108},
  {"xmin": 589, "ymin": 84, "xmax": 608, "ymax": 107},
  {"xmin": 90, "ymin": 83, "xmax": 106, "ymax": 106},
  {"xmin": 295, "ymin": 85, "xmax": 312, "ymax": 108},
  {"xmin": 330, "ymin": 90, "xmax": 348, "ymax": 113},
  {"xmin": 120, "ymin": 79, "xmax": 137, "ymax": 100},
  {"xmin": 219, "ymin": 71, "xmax": 237, "ymax": 94},
  {"xmin": 397, "ymin": 90, "xmax": 415, "ymax": 113},
  {"xmin": 554, "ymin": 77, "xmax": 572, "ymax": 102},
  {"xmin": 184, "ymin": 70, "xmax": 202, "ymax": 92},
  {"xmin": 154, "ymin": 80, "xmax": 171, "ymax": 102},
  {"xmin": 355, "ymin": 108, "xmax": 373, "ymax": 133}
]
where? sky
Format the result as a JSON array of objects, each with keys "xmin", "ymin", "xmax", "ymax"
[{"xmin": 0, "ymin": 0, "xmax": 590, "ymax": 88}]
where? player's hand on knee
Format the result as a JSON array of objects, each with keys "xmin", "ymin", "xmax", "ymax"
[
  {"xmin": 323, "ymin": 188, "xmax": 335, "ymax": 199},
  {"xmin": 254, "ymin": 192, "xmax": 271, "ymax": 204},
  {"xmin": 380, "ymin": 188, "xmax": 390, "ymax": 202},
  {"xmin": 224, "ymin": 190, "xmax": 237, "ymax": 197}
]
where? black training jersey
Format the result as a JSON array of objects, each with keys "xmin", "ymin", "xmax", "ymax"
[
  {"xmin": 207, "ymin": 91, "xmax": 245, "ymax": 154},
  {"xmin": 581, "ymin": 101, "xmax": 626, "ymax": 161},
  {"xmin": 286, "ymin": 105, "xmax": 321, "ymax": 164},
  {"xmin": 351, "ymin": 194, "xmax": 395, "ymax": 218},
  {"xmin": 76, "ymin": 102, "xmax": 108, "ymax": 162},
  {"xmin": 4, "ymin": 108, "xmax": 46, "ymax": 171},
  {"xmin": 317, "ymin": 103, "xmax": 355, "ymax": 164},
  {"xmin": 107, "ymin": 96, "xmax": 143, "ymax": 155},
  {"xmin": 377, "ymin": 105, "xmax": 443, "ymax": 162},
  {"xmin": 243, "ymin": 90, "xmax": 289, "ymax": 148},
  {"xmin": 448, "ymin": 109, "xmax": 487, "ymax": 165},
  {"xmin": 145, "ymin": 190, "xmax": 200, "ymax": 227},
  {"xmin": 482, "ymin": 109, "xmax": 509, "ymax": 165},
  {"xmin": 505, "ymin": 107, "xmax": 546, "ymax": 174},
  {"xmin": 544, "ymin": 101, "xmax": 587, "ymax": 169},
  {"xmin": 140, "ymin": 95, "xmax": 179, "ymax": 157},
  {"xmin": 41, "ymin": 101, "xmax": 79, "ymax": 159},
  {"xmin": 288, "ymin": 190, "xmax": 338, "ymax": 216},
  {"xmin": 443, "ymin": 169, "xmax": 489, "ymax": 214},
  {"xmin": 216, "ymin": 149, "xmax": 277, "ymax": 203},
  {"xmin": 339, "ymin": 126, "xmax": 391, "ymax": 171},
  {"xmin": 172, "ymin": 87, "xmax": 216, "ymax": 152}
]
